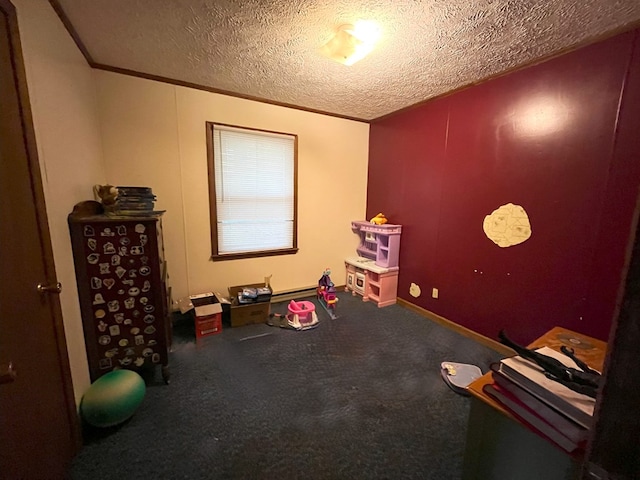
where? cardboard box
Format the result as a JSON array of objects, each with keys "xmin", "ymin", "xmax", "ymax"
[
  {"xmin": 227, "ymin": 283, "xmax": 271, "ymax": 327},
  {"xmin": 189, "ymin": 293, "xmax": 223, "ymax": 339},
  {"xmin": 194, "ymin": 304, "xmax": 222, "ymax": 339},
  {"xmin": 230, "ymin": 284, "xmax": 272, "ymax": 304}
]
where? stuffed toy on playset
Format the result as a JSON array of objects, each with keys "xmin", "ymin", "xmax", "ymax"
[{"xmin": 369, "ymin": 213, "xmax": 388, "ymax": 225}]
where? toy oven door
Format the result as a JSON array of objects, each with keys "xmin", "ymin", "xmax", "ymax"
[
  {"xmin": 346, "ymin": 270, "xmax": 355, "ymax": 291},
  {"xmin": 355, "ymin": 271, "xmax": 366, "ymax": 295}
]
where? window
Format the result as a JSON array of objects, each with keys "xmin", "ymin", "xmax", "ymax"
[{"xmin": 206, "ymin": 122, "xmax": 298, "ymax": 260}]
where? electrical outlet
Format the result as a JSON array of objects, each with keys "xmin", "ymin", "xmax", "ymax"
[{"xmin": 432, "ymin": 288, "xmax": 439, "ymax": 299}]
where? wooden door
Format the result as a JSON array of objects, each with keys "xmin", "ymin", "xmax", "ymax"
[{"xmin": 0, "ymin": 1, "xmax": 80, "ymax": 477}]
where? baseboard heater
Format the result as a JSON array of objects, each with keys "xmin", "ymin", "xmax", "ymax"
[{"xmin": 270, "ymin": 287, "xmax": 317, "ymax": 303}]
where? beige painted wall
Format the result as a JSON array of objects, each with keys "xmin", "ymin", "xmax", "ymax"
[
  {"xmin": 95, "ymin": 71, "xmax": 370, "ymax": 301},
  {"xmin": 14, "ymin": 0, "xmax": 105, "ymax": 404}
]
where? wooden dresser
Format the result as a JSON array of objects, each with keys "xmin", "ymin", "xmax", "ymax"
[{"xmin": 68, "ymin": 202, "xmax": 171, "ymax": 384}]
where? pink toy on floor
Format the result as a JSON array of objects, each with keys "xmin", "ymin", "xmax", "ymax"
[{"xmin": 286, "ymin": 300, "xmax": 318, "ymax": 330}]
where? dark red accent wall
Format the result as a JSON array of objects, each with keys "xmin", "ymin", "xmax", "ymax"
[{"xmin": 368, "ymin": 29, "xmax": 640, "ymax": 344}]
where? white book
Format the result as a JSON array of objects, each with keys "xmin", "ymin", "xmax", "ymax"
[{"xmin": 499, "ymin": 346, "xmax": 597, "ymax": 428}]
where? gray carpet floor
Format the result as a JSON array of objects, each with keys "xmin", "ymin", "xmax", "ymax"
[{"xmin": 70, "ymin": 292, "xmax": 504, "ymax": 479}]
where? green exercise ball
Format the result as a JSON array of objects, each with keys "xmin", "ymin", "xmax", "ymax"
[{"xmin": 80, "ymin": 369, "xmax": 146, "ymax": 428}]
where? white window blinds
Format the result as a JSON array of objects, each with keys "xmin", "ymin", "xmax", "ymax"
[{"xmin": 212, "ymin": 125, "xmax": 295, "ymax": 255}]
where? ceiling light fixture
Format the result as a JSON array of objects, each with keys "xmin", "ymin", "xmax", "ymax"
[{"xmin": 321, "ymin": 20, "xmax": 381, "ymax": 66}]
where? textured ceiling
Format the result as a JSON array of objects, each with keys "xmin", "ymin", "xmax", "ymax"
[{"xmin": 54, "ymin": 0, "xmax": 640, "ymax": 121}]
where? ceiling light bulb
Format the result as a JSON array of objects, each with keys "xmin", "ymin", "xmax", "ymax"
[
  {"xmin": 321, "ymin": 20, "xmax": 381, "ymax": 66},
  {"xmin": 350, "ymin": 20, "xmax": 381, "ymax": 45}
]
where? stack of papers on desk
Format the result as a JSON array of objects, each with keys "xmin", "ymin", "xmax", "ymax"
[{"xmin": 496, "ymin": 347, "xmax": 595, "ymax": 428}]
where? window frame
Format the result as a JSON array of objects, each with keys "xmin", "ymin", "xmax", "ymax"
[{"xmin": 206, "ymin": 122, "xmax": 299, "ymax": 261}]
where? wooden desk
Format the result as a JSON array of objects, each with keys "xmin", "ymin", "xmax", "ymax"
[{"xmin": 462, "ymin": 327, "xmax": 607, "ymax": 480}]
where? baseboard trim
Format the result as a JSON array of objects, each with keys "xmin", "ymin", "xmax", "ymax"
[{"xmin": 396, "ymin": 298, "xmax": 513, "ymax": 356}]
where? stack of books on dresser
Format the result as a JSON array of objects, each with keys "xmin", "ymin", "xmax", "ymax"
[
  {"xmin": 105, "ymin": 186, "xmax": 158, "ymax": 216},
  {"xmin": 485, "ymin": 347, "xmax": 597, "ymax": 454}
]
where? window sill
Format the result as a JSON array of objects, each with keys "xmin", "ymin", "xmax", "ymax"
[{"xmin": 210, "ymin": 247, "xmax": 299, "ymax": 262}]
